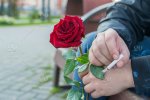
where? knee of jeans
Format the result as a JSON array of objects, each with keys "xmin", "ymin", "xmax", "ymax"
[
  {"xmin": 141, "ymin": 50, "xmax": 150, "ymax": 56},
  {"xmin": 73, "ymin": 69, "xmax": 83, "ymax": 90},
  {"xmin": 73, "ymin": 69, "xmax": 82, "ymax": 82}
]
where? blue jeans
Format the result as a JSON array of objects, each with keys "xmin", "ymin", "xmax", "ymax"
[{"xmin": 73, "ymin": 32, "xmax": 150, "ymax": 100}]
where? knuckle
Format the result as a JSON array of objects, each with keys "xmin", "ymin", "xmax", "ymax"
[
  {"xmin": 94, "ymin": 62, "xmax": 101, "ymax": 66},
  {"xmin": 97, "ymin": 42, "xmax": 104, "ymax": 49},
  {"xmin": 89, "ymin": 48, "xmax": 102, "ymax": 66},
  {"xmin": 103, "ymin": 60, "xmax": 110, "ymax": 65},
  {"xmin": 105, "ymin": 35, "xmax": 112, "ymax": 42},
  {"xmin": 89, "ymin": 58, "xmax": 95, "ymax": 64},
  {"xmin": 107, "ymin": 28, "xmax": 118, "ymax": 35},
  {"xmin": 91, "ymin": 93, "xmax": 99, "ymax": 98},
  {"xmin": 111, "ymin": 49, "xmax": 117, "ymax": 55},
  {"xmin": 82, "ymin": 77, "xmax": 86, "ymax": 84},
  {"xmin": 83, "ymin": 89, "xmax": 87, "ymax": 93},
  {"xmin": 93, "ymin": 49, "xmax": 100, "ymax": 57},
  {"xmin": 92, "ymin": 46, "xmax": 98, "ymax": 53},
  {"xmin": 89, "ymin": 56, "xmax": 98, "ymax": 65},
  {"xmin": 84, "ymin": 86, "xmax": 89, "ymax": 93},
  {"xmin": 98, "ymin": 56, "xmax": 109, "ymax": 65},
  {"xmin": 96, "ymin": 35, "xmax": 103, "ymax": 42},
  {"xmin": 96, "ymin": 38, "xmax": 104, "ymax": 46},
  {"xmin": 93, "ymin": 61, "xmax": 100, "ymax": 66},
  {"xmin": 92, "ymin": 47, "xmax": 101, "ymax": 58}
]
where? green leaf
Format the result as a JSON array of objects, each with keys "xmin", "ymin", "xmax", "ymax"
[
  {"xmin": 81, "ymin": 88, "xmax": 84, "ymax": 100},
  {"xmin": 90, "ymin": 64, "xmax": 105, "ymax": 79},
  {"xmin": 77, "ymin": 53, "xmax": 89, "ymax": 64},
  {"xmin": 67, "ymin": 88, "xmax": 82, "ymax": 100},
  {"xmin": 63, "ymin": 49, "xmax": 76, "ymax": 59},
  {"xmin": 78, "ymin": 63, "xmax": 89, "ymax": 73},
  {"xmin": 50, "ymin": 87, "xmax": 62, "ymax": 94},
  {"xmin": 64, "ymin": 76, "xmax": 81, "ymax": 87},
  {"xmin": 64, "ymin": 59, "xmax": 76, "ymax": 76}
]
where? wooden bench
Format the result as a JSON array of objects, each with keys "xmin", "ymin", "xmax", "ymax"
[{"xmin": 66, "ymin": 0, "xmax": 111, "ymax": 34}]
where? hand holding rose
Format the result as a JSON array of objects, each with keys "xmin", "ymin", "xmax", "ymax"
[
  {"xmin": 50, "ymin": 15, "xmax": 133, "ymax": 100},
  {"xmin": 82, "ymin": 60, "xmax": 134, "ymax": 98}
]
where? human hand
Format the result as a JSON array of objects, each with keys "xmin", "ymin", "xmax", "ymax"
[
  {"xmin": 82, "ymin": 60, "xmax": 134, "ymax": 98},
  {"xmin": 89, "ymin": 28, "xmax": 130, "ymax": 67}
]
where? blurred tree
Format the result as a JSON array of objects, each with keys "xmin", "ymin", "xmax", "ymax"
[
  {"xmin": 47, "ymin": 0, "xmax": 50, "ymax": 21},
  {"xmin": 8, "ymin": 0, "xmax": 12, "ymax": 16},
  {"xmin": 0, "ymin": 0, "xmax": 5, "ymax": 15},
  {"xmin": 41, "ymin": 0, "xmax": 46, "ymax": 21},
  {"xmin": 8, "ymin": 0, "xmax": 19, "ymax": 18}
]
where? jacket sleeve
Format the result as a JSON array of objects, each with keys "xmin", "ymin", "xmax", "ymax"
[
  {"xmin": 97, "ymin": 0, "xmax": 150, "ymax": 50},
  {"xmin": 131, "ymin": 55, "xmax": 150, "ymax": 97}
]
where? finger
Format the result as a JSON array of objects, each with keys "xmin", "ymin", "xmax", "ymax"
[
  {"xmin": 93, "ymin": 36, "xmax": 111, "ymax": 65},
  {"xmin": 84, "ymin": 83, "xmax": 95, "ymax": 93},
  {"xmin": 91, "ymin": 89, "xmax": 104, "ymax": 98},
  {"xmin": 96, "ymin": 34, "xmax": 112, "ymax": 61},
  {"xmin": 92, "ymin": 46, "xmax": 110, "ymax": 66},
  {"xmin": 82, "ymin": 74, "xmax": 90, "ymax": 85},
  {"xmin": 117, "ymin": 40, "xmax": 130, "ymax": 67},
  {"xmin": 89, "ymin": 47, "xmax": 102, "ymax": 66},
  {"xmin": 78, "ymin": 68, "xmax": 89, "ymax": 79},
  {"xmin": 105, "ymin": 29, "xmax": 119, "ymax": 59}
]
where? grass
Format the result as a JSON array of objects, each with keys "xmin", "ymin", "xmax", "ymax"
[
  {"xmin": 50, "ymin": 87, "xmax": 62, "ymax": 94},
  {"xmin": 0, "ymin": 18, "xmax": 60, "ymax": 27}
]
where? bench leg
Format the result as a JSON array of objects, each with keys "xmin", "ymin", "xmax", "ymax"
[
  {"xmin": 53, "ymin": 65, "xmax": 60, "ymax": 87},
  {"xmin": 53, "ymin": 65, "xmax": 71, "ymax": 90}
]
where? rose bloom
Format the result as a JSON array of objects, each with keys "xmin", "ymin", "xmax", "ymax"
[{"xmin": 50, "ymin": 15, "xmax": 85, "ymax": 48}]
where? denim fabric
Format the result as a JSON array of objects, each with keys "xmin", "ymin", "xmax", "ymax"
[{"xmin": 73, "ymin": 32, "xmax": 150, "ymax": 100}]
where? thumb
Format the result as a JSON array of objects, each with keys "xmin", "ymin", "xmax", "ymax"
[{"xmin": 117, "ymin": 39, "xmax": 130, "ymax": 67}]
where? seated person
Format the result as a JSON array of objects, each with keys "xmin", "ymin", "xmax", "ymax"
[{"xmin": 74, "ymin": 0, "xmax": 150, "ymax": 99}]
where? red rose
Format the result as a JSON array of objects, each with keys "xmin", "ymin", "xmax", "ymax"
[{"xmin": 50, "ymin": 15, "xmax": 85, "ymax": 48}]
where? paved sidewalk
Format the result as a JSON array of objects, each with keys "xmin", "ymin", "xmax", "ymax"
[{"xmin": 0, "ymin": 25, "xmax": 65, "ymax": 100}]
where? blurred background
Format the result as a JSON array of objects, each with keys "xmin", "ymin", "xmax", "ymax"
[
  {"xmin": 0, "ymin": 0, "xmax": 67, "ymax": 25},
  {"xmin": 0, "ymin": 0, "xmax": 68, "ymax": 100},
  {"xmin": 0, "ymin": 0, "xmax": 112, "ymax": 100}
]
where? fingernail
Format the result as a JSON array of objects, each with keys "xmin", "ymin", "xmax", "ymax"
[{"xmin": 113, "ymin": 54, "xmax": 118, "ymax": 59}]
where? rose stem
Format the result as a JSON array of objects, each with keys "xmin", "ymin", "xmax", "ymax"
[
  {"xmin": 79, "ymin": 46, "xmax": 89, "ymax": 100},
  {"xmin": 86, "ymin": 93, "xmax": 89, "ymax": 100},
  {"xmin": 79, "ymin": 46, "xmax": 83, "ymax": 55},
  {"xmin": 86, "ymin": 63, "xmax": 91, "ymax": 100}
]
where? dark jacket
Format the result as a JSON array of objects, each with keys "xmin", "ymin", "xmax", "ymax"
[{"xmin": 97, "ymin": 0, "xmax": 150, "ymax": 97}]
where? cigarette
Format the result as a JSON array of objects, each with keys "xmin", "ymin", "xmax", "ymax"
[{"xmin": 102, "ymin": 54, "xmax": 124, "ymax": 73}]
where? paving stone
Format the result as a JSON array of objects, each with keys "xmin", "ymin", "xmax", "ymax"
[
  {"xmin": 17, "ymin": 92, "xmax": 37, "ymax": 100},
  {"xmin": 11, "ymin": 83, "xmax": 26, "ymax": 90},
  {"xmin": 35, "ymin": 94, "xmax": 49, "ymax": 100},
  {"xmin": 3, "ymin": 90, "xmax": 24, "ymax": 97},
  {"xmin": 0, "ymin": 94, "xmax": 17, "ymax": 100},
  {"xmin": 4, "ymin": 76, "xmax": 18, "ymax": 82},
  {"xmin": 0, "ymin": 26, "xmax": 62, "ymax": 100},
  {"xmin": 0, "ymin": 85, "xmax": 10, "ymax": 91},
  {"xmin": 32, "ymin": 89, "xmax": 50, "ymax": 95},
  {"xmin": 21, "ymin": 85, "xmax": 33, "ymax": 92}
]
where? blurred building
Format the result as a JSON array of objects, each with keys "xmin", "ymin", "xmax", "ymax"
[
  {"xmin": 17, "ymin": 0, "xmax": 67, "ymax": 16},
  {"xmin": 0, "ymin": 0, "xmax": 67, "ymax": 16}
]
